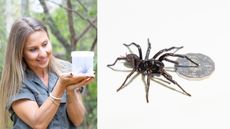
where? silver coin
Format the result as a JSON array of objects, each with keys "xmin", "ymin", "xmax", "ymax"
[{"xmin": 175, "ymin": 53, "xmax": 215, "ymax": 80}]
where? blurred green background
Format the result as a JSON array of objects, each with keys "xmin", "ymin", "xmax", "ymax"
[{"xmin": 0, "ymin": 0, "xmax": 97, "ymax": 129}]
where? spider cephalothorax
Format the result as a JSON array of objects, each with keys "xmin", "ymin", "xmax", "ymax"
[{"xmin": 107, "ymin": 39, "xmax": 199, "ymax": 103}]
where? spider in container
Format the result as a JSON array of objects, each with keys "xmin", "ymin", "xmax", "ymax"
[{"xmin": 107, "ymin": 39, "xmax": 199, "ymax": 103}]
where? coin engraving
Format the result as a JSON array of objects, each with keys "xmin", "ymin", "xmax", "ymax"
[{"xmin": 175, "ymin": 53, "xmax": 215, "ymax": 80}]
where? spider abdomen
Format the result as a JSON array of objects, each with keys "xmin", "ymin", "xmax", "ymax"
[{"xmin": 126, "ymin": 54, "xmax": 140, "ymax": 67}]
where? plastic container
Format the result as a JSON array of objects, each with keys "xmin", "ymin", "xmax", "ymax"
[{"xmin": 71, "ymin": 51, "xmax": 94, "ymax": 75}]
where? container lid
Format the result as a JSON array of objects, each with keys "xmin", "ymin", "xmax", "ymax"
[{"xmin": 71, "ymin": 51, "xmax": 94, "ymax": 57}]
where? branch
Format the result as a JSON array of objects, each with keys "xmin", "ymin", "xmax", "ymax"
[
  {"xmin": 75, "ymin": 0, "xmax": 88, "ymax": 12},
  {"xmin": 47, "ymin": 0, "xmax": 97, "ymax": 29},
  {"xmin": 39, "ymin": 0, "xmax": 70, "ymax": 50},
  {"xmin": 90, "ymin": 35, "xmax": 97, "ymax": 51},
  {"xmin": 67, "ymin": 0, "xmax": 77, "ymax": 49},
  {"xmin": 78, "ymin": 17, "xmax": 97, "ymax": 42}
]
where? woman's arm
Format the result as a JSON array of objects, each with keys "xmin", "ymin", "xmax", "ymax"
[
  {"xmin": 12, "ymin": 73, "xmax": 89, "ymax": 129},
  {"xmin": 66, "ymin": 77, "xmax": 94, "ymax": 126},
  {"xmin": 66, "ymin": 90, "xmax": 86, "ymax": 126},
  {"xmin": 12, "ymin": 80, "xmax": 65, "ymax": 129}
]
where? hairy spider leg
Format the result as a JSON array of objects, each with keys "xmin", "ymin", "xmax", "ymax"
[
  {"xmin": 144, "ymin": 38, "xmax": 151, "ymax": 60},
  {"xmin": 145, "ymin": 75, "xmax": 151, "ymax": 103},
  {"xmin": 158, "ymin": 53, "xmax": 199, "ymax": 67},
  {"xmin": 162, "ymin": 70, "xmax": 191, "ymax": 96},
  {"xmin": 123, "ymin": 42, "xmax": 143, "ymax": 59},
  {"xmin": 117, "ymin": 69, "xmax": 136, "ymax": 92},
  {"xmin": 107, "ymin": 57, "xmax": 127, "ymax": 67},
  {"xmin": 152, "ymin": 46, "xmax": 184, "ymax": 59},
  {"xmin": 163, "ymin": 58, "xmax": 179, "ymax": 65}
]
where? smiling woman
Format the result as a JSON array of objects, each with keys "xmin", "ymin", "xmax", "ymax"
[
  {"xmin": 23, "ymin": 30, "xmax": 52, "ymax": 86},
  {"xmin": 0, "ymin": 17, "xmax": 94, "ymax": 129}
]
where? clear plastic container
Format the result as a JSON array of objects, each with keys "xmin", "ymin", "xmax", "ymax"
[{"xmin": 71, "ymin": 51, "xmax": 94, "ymax": 75}]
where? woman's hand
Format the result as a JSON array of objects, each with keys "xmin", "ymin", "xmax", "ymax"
[
  {"xmin": 58, "ymin": 73, "xmax": 94, "ymax": 90},
  {"xmin": 66, "ymin": 76, "xmax": 94, "ymax": 92}
]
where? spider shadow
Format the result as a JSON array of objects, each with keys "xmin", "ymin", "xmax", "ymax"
[
  {"xmin": 165, "ymin": 67, "xmax": 176, "ymax": 72},
  {"xmin": 148, "ymin": 77, "xmax": 188, "ymax": 96},
  {"xmin": 125, "ymin": 44, "xmax": 135, "ymax": 54},
  {"xmin": 107, "ymin": 65, "xmax": 132, "ymax": 72},
  {"xmin": 117, "ymin": 70, "xmax": 188, "ymax": 96}
]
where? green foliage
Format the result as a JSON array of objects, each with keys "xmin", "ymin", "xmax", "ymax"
[
  {"xmin": 0, "ymin": 0, "xmax": 6, "ymax": 78},
  {"xmin": 81, "ymin": 59, "xmax": 97, "ymax": 129},
  {"xmin": 80, "ymin": 80, "xmax": 97, "ymax": 129},
  {"xmin": 42, "ymin": 1, "xmax": 98, "ymax": 129}
]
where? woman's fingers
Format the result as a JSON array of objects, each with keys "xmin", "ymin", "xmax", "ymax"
[
  {"xmin": 79, "ymin": 77, "xmax": 94, "ymax": 85},
  {"xmin": 59, "ymin": 73, "xmax": 94, "ymax": 87},
  {"xmin": 73, "ymin": 77, "xmax": 94, "ymax": 87},
  {"xmin": 66, "ymin": 77, "xmax": 94, "ymax": 91}
]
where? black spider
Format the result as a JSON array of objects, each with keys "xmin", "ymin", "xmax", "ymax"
[{"xmin": 107, "ymin": 39, "xmax": 199, "ymax": 103}]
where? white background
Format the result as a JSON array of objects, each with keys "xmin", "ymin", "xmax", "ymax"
[{"xmin": 98, "ymin": 0, "xmax": 230, "ymax": 129}]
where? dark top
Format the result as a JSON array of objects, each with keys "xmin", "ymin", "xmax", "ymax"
[{"xmin": 8, "ymin": 62, "xmax": 77, "ymax": 129}]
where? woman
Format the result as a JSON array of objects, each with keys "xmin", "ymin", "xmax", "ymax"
[{"xmin": 0, "ymin": 17, "xmax": 94, "ymax": 129}]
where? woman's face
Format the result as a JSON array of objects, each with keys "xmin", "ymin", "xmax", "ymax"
[{"xmin": 23, "ymin": 30, "xmax": 52, "ymax": 71}]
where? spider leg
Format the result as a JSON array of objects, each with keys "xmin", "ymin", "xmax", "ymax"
[
  {"xmin": 145, "ymin": 75, "xmax": 151, "ymax": 103},
  {"xmin": 159, "ymin": 53, "xmax": 199, "ymax": 67},
  {"xmin": 107, "ymin": 57, "xmax": 127, "ymax": 67},
  {"xmin": 164, "ymin": 58, "xmax": 179, "ymax": 65},
  {"xmin": 152, "ymin": 77, "xmax": 171, "ymax": 84},
  {"xmin": 152, "ymin": 46, "xmax": 183, "ymax": 59},
  {"xmin": 162, "ymin": 70, "xmax": 191, "ymax": 96},
  {"xmin": 144, "ymin": 38, "xmax": 151, "ymax": 60},
  {"xmin": 117, "ymin": 69, "xmax": 136, "ymax": 92},
  {"xmin": 123, "ymin": 42, "xmax": 143, "ymax": 59}
]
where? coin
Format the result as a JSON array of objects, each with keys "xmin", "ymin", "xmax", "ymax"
[{"xmin": 175, "ymin": 53, "xmax": 215, "ymax": 80}]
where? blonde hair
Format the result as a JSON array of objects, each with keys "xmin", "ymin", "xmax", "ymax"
[{"xmin": 0, "ymin": 17, "xmax": 61, "ymax": 129}]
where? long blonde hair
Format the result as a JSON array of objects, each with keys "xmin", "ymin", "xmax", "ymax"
[{"xmin": 0, "ymin": 17, "xmax": 61, "ymax": 129}]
